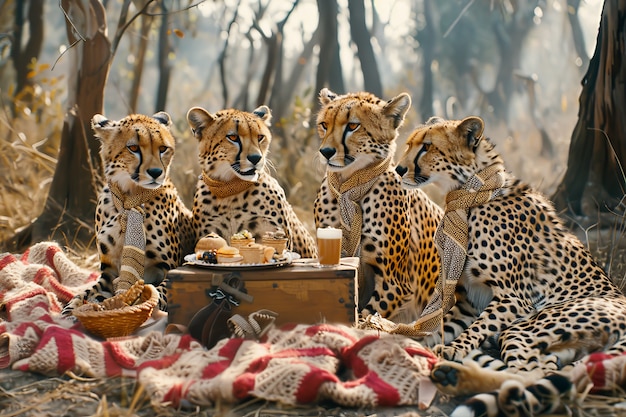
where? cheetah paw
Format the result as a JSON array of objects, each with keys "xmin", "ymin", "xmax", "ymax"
[
  {"xmin": 431, "ymin": 360, "xmax": 526, "ymax": 396},
  {"xmin": 433, "ymin": 344, "xmax": 463, "ymax": 361}
]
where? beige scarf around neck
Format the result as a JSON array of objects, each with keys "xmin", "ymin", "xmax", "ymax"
[
  {"xmin": 360, "ymin": 163, "xmax": 505, "ymax": 337},
  {"xmin": 202, "ymin": 171, "xmax": 255, "ymax": 199},
  {"xmin": 327, "ymin": 156, "xmax": 391, "ymax": 257}
]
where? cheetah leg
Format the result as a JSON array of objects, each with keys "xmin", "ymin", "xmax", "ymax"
[
  {"xmin": 438, "ymin": 322, "xmax": 581, "ymax": 417},
  {"xmin": 440, "ymin": 297, "xmax": 532, "ymax": 362},
  {"xmin": 420, "ymin": 287, "xmax": 480, "ymax": 347},
  {"xmin": 431, "ymin": 356, "xmax": 575, "ymax": 417}
]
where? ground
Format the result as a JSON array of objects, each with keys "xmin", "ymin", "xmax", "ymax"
[
  {"xmin": 2, "ymin": 215, "xmax": 626, "ymax": 417},
  {"xmin": 0, "ymin": 368, "xmax": 456, "ymax": 417}
]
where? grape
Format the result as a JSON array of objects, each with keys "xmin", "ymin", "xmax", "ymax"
[{"xmin": 202, "ymin": 251, "xmax": 217, "ymax": 264}]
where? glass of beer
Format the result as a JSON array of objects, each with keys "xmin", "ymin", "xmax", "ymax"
[{"xmin": 316, "ymin": 227, "xmax": 342, "ymax": 267}]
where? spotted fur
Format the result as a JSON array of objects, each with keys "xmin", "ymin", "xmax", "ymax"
[
  {"xmin": 397, "ymin": 115, "xmax": 626, "ymax": 416},
  {"xmin": 313, "ymin": 88, "xmax": 443, "ymax": 322},
  {"xmin": 63, "ymin": 112, "xmax": 194, "ymax": 315},
  {"xmin": 187, "ymin": 105, "xmax": 317, "ymax": 257}
]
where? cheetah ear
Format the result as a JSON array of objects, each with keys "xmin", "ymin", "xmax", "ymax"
[
  {"xmin": 91, "ymin": 114, "xmax": 111, "ymax": 129},
  {"xmin": 319, "ymin": 88, "xmax": 338, "ymax": 106},
  {"xmin": 91, "ymin": 114, "xmax": 116, "ymax": 139},
  {"xmin": 383, "ymin": 92, "xmax": 411, "ymax": 129},
  {"xmin": 187, "ymin": 107, "xmax": 216, "ymax": 140},
  {"xmin": 458, "ymin": 116, "xmax": 484, "ymax": 152},
  {"xmin": 152, "ymin": 111, "xmax": 172, "ymax": 127},
  {"xmin": 253, "ymin": 105, "xmax": 272, "ymax": 126}
]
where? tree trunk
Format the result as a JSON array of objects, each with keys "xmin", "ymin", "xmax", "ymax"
[
  {"xmin": 268, "ymin": 0, "xmax": 299, "ymax": 113},
  {"xmin": 219, "ymin": 2, "xmax": 241, "ymax": 107},
  {"xmin": 329, "ymin": 23, "xmax": 345, "ymax": 94},
  {"xmin": 552, "ymin": 0, "xmax": 626, "ymax": 216},
  {"xmin": 256, "ymin": 32, "xmax": 278, "ymax": 108},
  {"xmin": 10, "ymin": 0, "xmax": 44, "ymax": 109},
  {"xmin": 6, "ymin": 0, "xmax": 110, "ymax": 252},
  {"xmin": 272, "ymin": 27, "xmax": 320, "ymax": 122},
  {"xmin": 348, "ymin": 0, "xmax": 382, "ymax": 97},
  {"xmin": 314, "ymin": 0, "xmax": 341, "ymax": 112},
  {"xmin": 416, "ymin": 0, "xmax": 437, "ymax": 119},
  {"xmin": 155, "ymin": 3, "xmax": 171, "ymax": 112},
  {"xmin": 129, "ymin": 14, "xmax": 153, "ymax": 113},
  {"xmin": 567, "ymin": 0, "xmax": 590, "ymax": 74}
]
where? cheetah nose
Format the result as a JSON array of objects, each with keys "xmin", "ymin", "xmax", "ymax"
[
  {"xmin": 395, "ymin": 165, "xmax": 408, "ymax": 177},
  {"xmin": 147, "ymin": 167, "xmax": 163, "ymax": 179},
  {"xmin": 319, "ymin": 147, "xmax": 336, "ymax": 161},
  {"xmin": 247, "ymin": 153, "xmax": 262, "ymax": 165}
]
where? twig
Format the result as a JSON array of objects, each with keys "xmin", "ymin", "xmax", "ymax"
[{"xmin": 443, "ymin": 0, "xmax": 476, "ymax": 38}]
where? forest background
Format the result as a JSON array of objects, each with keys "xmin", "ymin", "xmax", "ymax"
[{"xmin": 0, "ymin": 0, "xmax": 619, "ymax": 273}]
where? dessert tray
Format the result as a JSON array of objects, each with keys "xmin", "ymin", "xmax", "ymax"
[{"xmin": 183, "ymin": 252, "xmax": 297, "ymax": 271}]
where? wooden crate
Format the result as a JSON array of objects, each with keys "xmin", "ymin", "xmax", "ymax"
[{"xmin": 166, "ymin": 260, "xmax": 358, "ymax": 327}]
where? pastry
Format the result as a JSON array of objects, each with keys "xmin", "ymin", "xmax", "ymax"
[
  {"xmin": 239, "ymin": 243, "xmax": 265, "ymax": 264},
  {"xmin": 196, "ymin": 232, "xmax": 227, "ymax": 254},
  {"xmin": 263, "ymin": 246, "xmax": 276, "ymax": 263},
  {"xmin": 216, "ymin": 246, "xmax": 243, "ymax": 264},
  {"xmin": 261, "ymin": 230, "xmax": 288, "ymax": 254},
  {"xmin": 230, "ymin": 230, "xmax": 254, "ymax": 249}
]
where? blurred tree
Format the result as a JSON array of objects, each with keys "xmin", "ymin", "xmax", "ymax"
[
  {"xmin": 567, "ymin": 0, "xmax": 590, "ymax": 75},
  {"xmin": 129, "ymin": 13, "xmax": 154, "ymax": 113},
  {"xmin": 425, "ymin": 1, "xmax": 539, "ymax": 121},
  {"xmin": 9, "ymin": 0, "xmax": 110, "ymax": 250},
  {"xmin": 10, "ymin": 0, "xmax": 43, "ymax": 111},
  {"xmin": 552, "ymin": 0, "xmax": 626, "ymax": 216},
  {"xmin": 270, "ymin": 26, "xmax": 320, "ymax": 123},
  {"xmin": 415, "ymin": 0, "xmax": 438, "ymax": 118},
  {"xmin": 258, "ymin": 0, "xmax": 299, "ymax": 109},
  {"xmin": 348, "ymin": 0, "xmax": 382, "ymax": 97},
  {"xmin": 218, "ymin": 0, "xmax": 241, "ymax": 107},
  {"xmin": 156, "ymin": 1, "xmax": 172, "ymax": 111},
  {"xmin": 314, "ymin": 0, "xmax": 343, "ymax": 110},
  {"xmin": 6, "ymin": 0, "xmax": 162, "ymax": 251}
]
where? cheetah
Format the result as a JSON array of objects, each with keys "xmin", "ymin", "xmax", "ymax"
[
  {"xmin": 64, "ymin": 112, "xmax": 194, "ymax": 315},
  {"xmin": 313, "ymin": 88, "xmax": 443, "ymax": 322},
  {"xmin": 187, "ymin": 105, "xmax": 317, "ymax": 258},
  {"xmin": 395, "ymin": 115, "xmax": 626, "ymax": 416}
]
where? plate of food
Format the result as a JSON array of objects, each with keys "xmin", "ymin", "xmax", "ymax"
[
  {"xmin": 183, "ymin": 252, "xmax": 294, "ymax": 270},
  {"xmin": 183, "ymin": 231, "xmax": 297, "ymax": 270}
]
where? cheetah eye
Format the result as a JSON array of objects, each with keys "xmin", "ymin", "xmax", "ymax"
[
  {"xmin": 346, "ymin": 122, "xmax": 360, "ymax": 132},
  {"xmin": 127, "ymin": 144, "xmax": 140, "ymax": 153},
  {"xmin": 158, "ymin": 145, "xmax": 168, "ymax": 153},
  {"xmin": 421, "ymin": 142, "xmax": 431, "ymax": 152},
  {"xmin": 258, "ymin": 135, "xmax": 265, "ymax": 143},
  {"xmin": 319, "ymin": 122, "xmax": 327, "ymax": 131},
  {"xmin": 226, "ymin": 134, "xmax": 239, "ymax": 143}
]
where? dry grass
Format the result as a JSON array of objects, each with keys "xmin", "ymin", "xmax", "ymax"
[
  {"xmin": 0, "ymin": 107, "xmax": 60, "ymax": 248},
  {"xmin": 0, "ymin": 368, "xmax": 454, "ymax": 417},
  {"xmin": 4, "ymin": 367, "xmax": 626, "ymax": 417}
]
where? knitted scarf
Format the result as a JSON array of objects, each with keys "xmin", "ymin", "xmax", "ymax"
[
  {"xmin": 327, "ymin": 156, "xmax": 391, "ymax": 257},
  {"xmin": 202, "ymin": 171, "xmax": 255, "ymax": 198},
  {"xmin": 362, "ymin": 163, "xmax": 505, "ymax": 337},
  {"xmin": 109, "ymin": 182, "xmax": 159, "ymax": 294}
]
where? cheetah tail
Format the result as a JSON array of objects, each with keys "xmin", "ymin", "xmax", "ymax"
[{"xmin": 450, "ymin": 373, "xmax": 575, "ymax": 417}]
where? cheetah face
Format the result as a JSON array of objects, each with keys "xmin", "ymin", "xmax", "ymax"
[
  {"xmin": 187, "ymin": 106, "xmax": 272, "ymax": 182},
  {"xmin": 396, "ymin": 116, "xmax": 486, "ymax": 193},
  {"xmin": 92, "ymin": 112, "xmax": 175, "ymax": 192},
  {"xmin": 316, "ymin": 88, "xmax": 411, "ymax": 177}
]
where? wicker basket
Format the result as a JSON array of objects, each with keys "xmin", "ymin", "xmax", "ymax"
[{"xmin": 73, "ymin": 280, "xmax": 159, "ymax": 339}]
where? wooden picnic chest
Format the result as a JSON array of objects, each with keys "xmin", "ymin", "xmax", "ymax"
[{"xmin": 166, "ymin": 260, "xmax": 358, "ymax": 327}]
